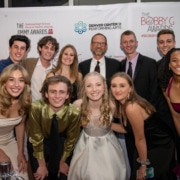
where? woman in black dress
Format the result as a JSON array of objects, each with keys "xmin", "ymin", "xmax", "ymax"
[
  {"xmin": 46, "ymin": 44, "xmax": 82, "ymax": 103},
  {"xmin": 110, "ymin": 72, "xmax": 175, "ymax": 180}
]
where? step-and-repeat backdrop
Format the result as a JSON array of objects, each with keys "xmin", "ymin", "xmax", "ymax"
[{"xmin": 0, "ymin": 2, "xmax": 179, "ymax": 62}]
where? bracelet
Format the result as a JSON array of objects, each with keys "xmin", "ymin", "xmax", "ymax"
[{"xmin": 137, "ymin": 157, "xmax": 150, "ymax": 165}]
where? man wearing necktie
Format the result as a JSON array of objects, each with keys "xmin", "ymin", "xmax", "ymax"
[
  {"xmin": 127, "ymin": 61, "xmax": 132, "ymax": 78},
  {"xmin": 78, "ymin": 33, "xmax": 121, "ymax": 86},
  {"xmin": 120, "ymin": 30, "xmax": 158, "ymax": 107},
  {"xmin": 119, "ymin": 30, "xmax": 160, "ymax": 179},
  {"xmin": 28, "ymin": 75, "xmax": 81, "ymax": 180}
]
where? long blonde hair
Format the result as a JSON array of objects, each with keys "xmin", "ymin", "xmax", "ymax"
[
  {"xmin": 79, "ymin": 72, "xmax": 110, "ymax": 127},
  {"xmin": 0, "ymin": 64, "xmax": 31, "ymax": 115}
]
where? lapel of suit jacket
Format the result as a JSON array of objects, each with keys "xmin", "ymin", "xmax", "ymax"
[
  {"xmin": 82, "ymin": 59, "xmax": 91, "ymax": 77},
  {"xmin": 87, "ymin": 59, "xmax": 91, "ymax": 73},
  {"xmin": 105, "ymin": 57, "xmax": 115, "ymax": 79},
  {"xmin": 133, "ymin": 54, "xmax": 142, "ymax": 81},
  {"xmin": 27, "ymin": 58, "xmax": 38, "ymax": 79},
  {"xmin": 105, "ymin": 57, "xmax": 109, "ymax": 79},
  {"xmin": 121, "ymin": 59, "xmax": 127, "ymax": 72}
]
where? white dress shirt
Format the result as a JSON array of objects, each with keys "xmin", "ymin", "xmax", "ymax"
[
  {"xmin": 31, "ymin": 59, "xmax": 53, "ymax": 101},
  {"xmin": 90, "ymin": 57, "xmax": 106, "ymax": 78}
]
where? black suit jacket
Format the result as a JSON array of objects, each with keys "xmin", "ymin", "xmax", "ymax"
[
  {"xmin": 121, "ymin": 54, "xmax": 169, "ymax": 170},
  {"xmin": 120, "ymin": 53, "xmax": 159, "ymax": 107},
  {"xmin": 79, "ymin": 56, "xmax": 121, "ymax": 85},
  {"xmin": 157, "ymin": 58, "xmax": 180, "ymax": 161}
]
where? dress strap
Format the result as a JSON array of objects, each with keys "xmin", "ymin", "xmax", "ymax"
[{"xmin": 167, "ymin": 77, "xmax": 173, "ymax": 97}]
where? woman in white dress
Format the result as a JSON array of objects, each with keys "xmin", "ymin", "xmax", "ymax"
[
  {"xmin": 68, "ymin": 72, "xmax": 127, "ymax": 180},
  {"xmin": 0, "ymin": 64, "xmax": 31, "ymax": 179}
]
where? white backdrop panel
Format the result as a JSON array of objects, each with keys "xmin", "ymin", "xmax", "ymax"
[{"xmin": 0, "ymin": 2, "xmax": 179, "ymax": 62}]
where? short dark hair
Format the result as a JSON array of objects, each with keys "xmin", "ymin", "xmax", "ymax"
[
  {"xmin": 159, "ymin": 47, "xmax": 180, "ymax": 91},
  {"xmin": 40, "ymin": 75, "xmax": 72, "ymax": 104},
  {"xmin": 157, "ymin": 29, "xmax": 175, "ymax": 41},
  {"xmin": 37, "ymin": 36, "xmax": 59, "ymax": 55},
  {"xmin": 9, "ymin": 35, "xmax": 30, "ymax": 50},
  {"xmin": 91, "ymin": 33, "xmax": 107, "ymax": 44}
]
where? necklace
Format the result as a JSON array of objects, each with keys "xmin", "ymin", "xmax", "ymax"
[{"xmin": 91, "ymin": 114, "xmax": 101, "ymax": 117}]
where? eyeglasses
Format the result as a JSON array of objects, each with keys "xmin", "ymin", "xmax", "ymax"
[{"xmin": 92, "ymin": 42, "xmax": 106, "ymax": 46}]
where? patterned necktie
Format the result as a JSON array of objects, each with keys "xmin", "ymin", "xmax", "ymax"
[
  {"xmin": 127, "ymin": 61, "xmax": 132, "ymax": 78},
  {"xmin": 49, "ymin": 114, "xmax": 60, "ymax": 174},
  {"xmin": 94, "ymin": 61, "xmax": 100, "ymax": 73}
]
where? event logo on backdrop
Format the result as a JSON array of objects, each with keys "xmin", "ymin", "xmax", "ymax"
[
  {"xmin": 0, "ymin": 2, "xmax": 179, "ymax": 61},
  {"xmin": 74, "ymin": 21, "xmax": 87, "ymax": 34},
  {"xmin": 74, "ymin": 21, "xmax": 122, "ymax": 34},
  {"xmin": 140, "ymin": 12, "xmax": 175, "ymax": 37},
  {"xmin": 17, "ymin": 22, "xmax": 54, "ymax": 35}
]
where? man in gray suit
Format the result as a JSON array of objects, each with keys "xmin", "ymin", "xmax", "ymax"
[{"xmin": 22, "ymin": 36, "xmax": 59, "ymax": 101}]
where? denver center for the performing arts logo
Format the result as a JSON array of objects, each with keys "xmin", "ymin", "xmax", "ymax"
[{"xmin": 74, "ymin": 21, "xmax": 87, "ymax": 34}]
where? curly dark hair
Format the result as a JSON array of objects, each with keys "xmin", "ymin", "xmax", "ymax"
[
  {"xmin": 9, "ymin": 35, "xmax": 30, "ymax": 50},
  {"xmin": 37, "ymin": 36, "xmax": 59, "ymax": 55},
  {"xmin": 158, "ymin": 48, "xmax": 180, "ymax": 91}
]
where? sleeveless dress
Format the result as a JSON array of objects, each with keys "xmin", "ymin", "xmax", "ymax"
[
  {"xmin": 167, "ymin": 77, "xmax": 180, "ymax": 113},
  {"xmin": 123, "ymin": 113, "xmax": 174, "ymax": 180},
  {"xmin": 71, "ymin": 81, "xmax": 78, "ymax": 103},
  {"xmin": 68, "ymin": 116, "xmax": 127, "ymax": 180},
  {"xmin": 0, "ymin": 116, "xmax": 28, "ymax": 179}
]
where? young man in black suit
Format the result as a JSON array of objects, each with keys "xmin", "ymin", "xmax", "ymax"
[
  {"xmin": 78, "ymin": 33, "xmax": 121, "ymax": 85},
  {"xmin": 120, "ymin": 30, "xmax": 159, "ymax": 106},
  {"xmin": 157, "ymin": 29, "xmax": 176, "ymax": 67},
  {"xmin": 157, "ymin": 29, "xmax": 179, "ymax": 180},
  {"xmin": 156, "ymin": 29, "xmax": 177, "ymax": 138}
]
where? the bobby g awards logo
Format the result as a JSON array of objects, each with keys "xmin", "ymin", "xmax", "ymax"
[
  {"xmin": 141, "ymin": 12, "xmax": 174, "ymax": 32},
  {"xmin": 74, "ymin": 21, "xmax": 87, "ymax": 34}
]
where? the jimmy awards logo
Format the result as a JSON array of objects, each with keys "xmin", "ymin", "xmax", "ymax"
[
  {"xmin": 74, "ymin": 21, "xmax": 122, "ymax": 34},
  {"xmin": 74, "ymin": 21, "xmax": 87, "ymax": 34},
  {"xmin": 17, "ymin": 22, "xmax": 54, "ymax": 35},
  {"xmin": 141, "ymin": 12, "xmax": 174, "ymax": 33}
]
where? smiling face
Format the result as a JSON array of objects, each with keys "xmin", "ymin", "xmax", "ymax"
[
  {"xmin": 5, "ymin": 70, "xmax": 25, "ymax": 98},
  {"xmin": 61, "ymin": 47, "xmax": 75, "ymax": 66},
  {"xmin": 45, "ymin": 82, "xmax": 69, "ymax": 112},
  {"xmin": 157, "ymin": 34, "xmax": 176, "ymax": 56},
  {"xmin": 38, "ymin": 41, "xmax": 56, "ymax": 62},
  {"xmin": 169, "ymin": 50, "xmax": 180, "ymax": 76},
  {"xmin": 90, "ymin": 34, "xmax": 107, "ymax": 60},
  {"xmin": 84, "ymin": 75, "xmax": 105, "ymax": 102},
  {"xmin": 9, "ymin": 40, "xmax": 28, "ymax": 63},
  {"xmin": 110, "ymin": 76, "xmax": 131, "ymax": 104},
  {"xmin": 120, "ymin": 34, "xmax": 138, "ymax": 57}
]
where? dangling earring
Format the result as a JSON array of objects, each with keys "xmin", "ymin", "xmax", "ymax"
[{"xmin": 127, "ymin": 92, "xmax": 130, "ymax": 100}]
